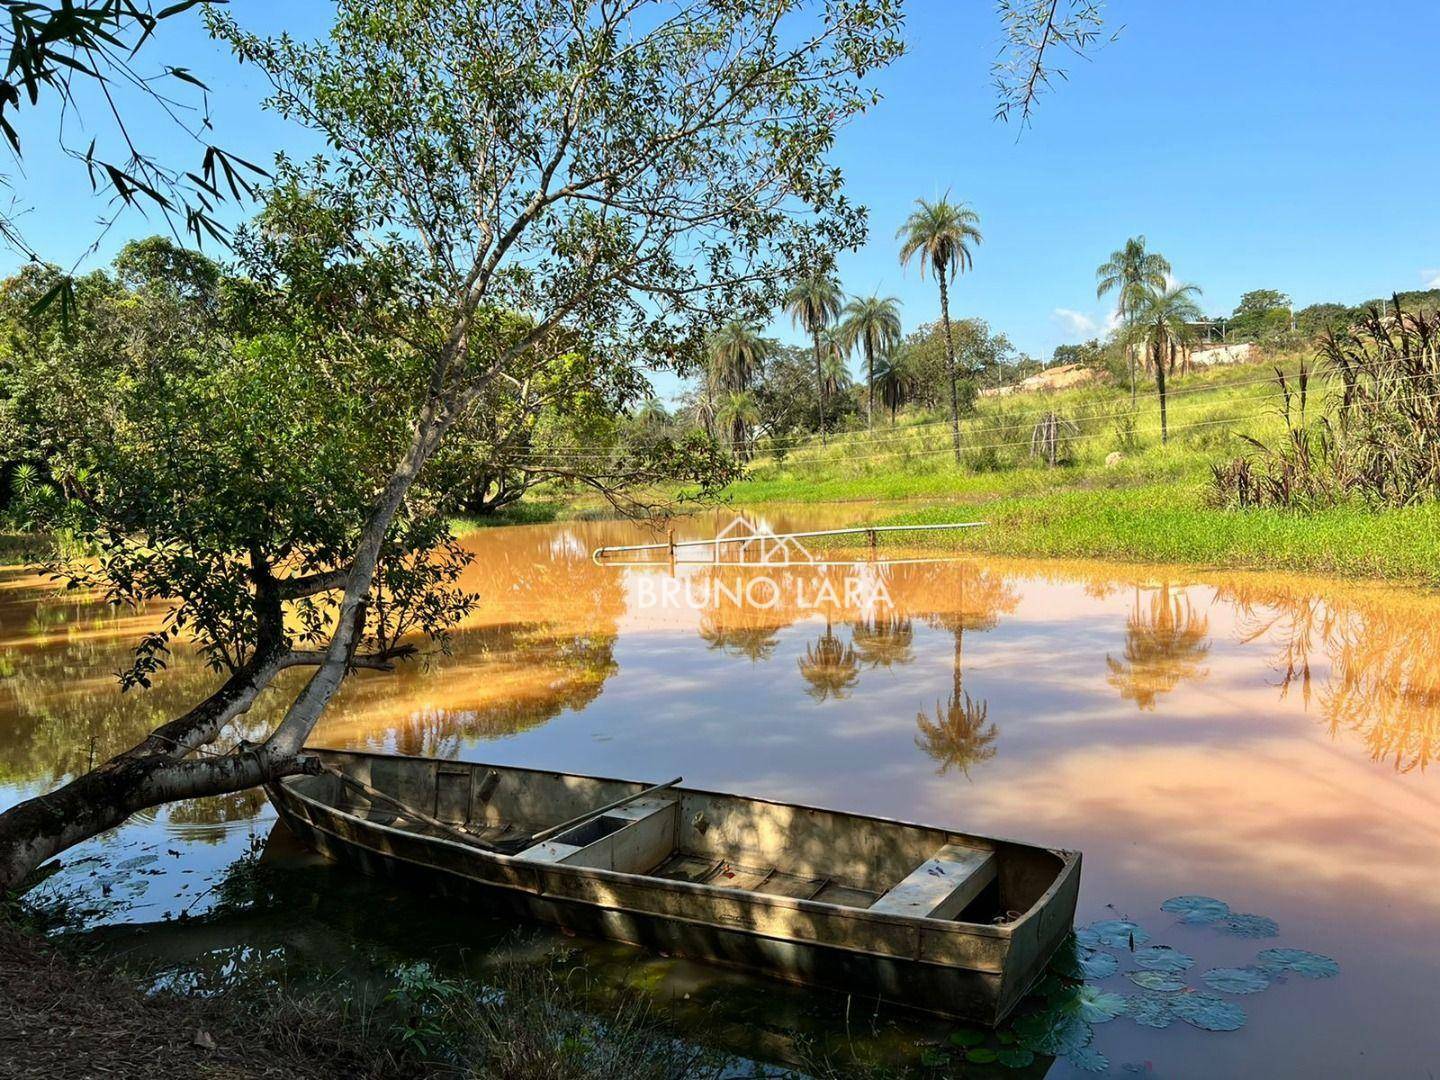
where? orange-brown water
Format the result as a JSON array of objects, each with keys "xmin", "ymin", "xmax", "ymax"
[{"xmin": 4, "ymin": 507, "xmax": 1440, "ymax": 1076}]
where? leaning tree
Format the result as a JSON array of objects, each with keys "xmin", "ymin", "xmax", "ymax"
[{"xmin": 0, "ymin": 0, "xmax": 905, "ymax": 894}]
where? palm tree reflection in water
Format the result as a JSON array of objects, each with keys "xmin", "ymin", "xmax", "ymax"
[
  {"xmin": 1106, "ymin": 584, "xmax": 1211, "ymax": 710},
  {"xmin": 797, "ymin": 618, "xmax": 861, "ymax": 702},
  {"xmin": 850, "ymin": 612, "xmax": 915, "ymax": 670}
]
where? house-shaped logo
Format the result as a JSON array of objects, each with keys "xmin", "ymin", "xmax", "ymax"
[{"xmin": 713, "ymin": 515, "xmax": 815, "ymax": 566}]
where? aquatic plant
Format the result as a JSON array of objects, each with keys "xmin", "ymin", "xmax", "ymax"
[
  {"xmin": 1159, "ymin": 895, "xmax": 1230, "ymax": 924},
  {"xmin": 1201, "ymin": 967, "xmax": 1271, "ymax": 994},
  {"xmin": 1256, "ymin": 948, "xmax": 1340, "ymax": 980},
  {"xmin": 1216, "ymin": 913, "xmax": 1280, "ymax": 939},
  {"xmin": 1126, "ymin": 971, "xmax": 1187, "ymax": 992},
  {"xmin": 1171, "ymin": 992, "xmax": 1246, "ymax": 1032},
  {"xmin": 1131, "ymin": 944, "xmax": 1194, "ymax": 972}
]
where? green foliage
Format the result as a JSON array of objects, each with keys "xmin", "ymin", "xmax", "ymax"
[
  {"xmin": 877, "ymin": 482, "xmax": 1440, "ymax": 581},
  {"xmin": 1052, "ymin": 338, "xmax": 1109, "ymax": 369},
  {"xmin": 1227, "ymin": 288, "xmax": 1293, "ymax": 342},
  {"xmin": 379, "ymin": 958, "xmax": 733, "ymax": 1078},
  {"xmin": 897, "ymin": 197, "xmax": 983, "ymax": 284},
  {"xmin": 892, "ymin": 317, "xmax": 1016, "ymax": 406},
  {"xmin": 0, "ymin": 0, "xmax": 265, "ymax": 265},
  {"xmin": 0, "ymin": 233, "xmax": 475, "ymax": 684}
]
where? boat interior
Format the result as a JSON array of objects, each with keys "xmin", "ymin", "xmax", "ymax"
[{"xmin": 287, "ymin": 751, "xmax": 1065, "ymax": 927}]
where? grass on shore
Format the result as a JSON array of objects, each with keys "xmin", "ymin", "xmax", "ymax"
[
  {"xmin": 728, "ymin": 359, "xmax": 1440, "ymax": 583},
  {"xmin": 844, "ymin": 484, "xmax": 1440, "ymax": 582},
  {"xmin": 466, "ymin": 359, "xmax": 1440, "ymax": 583},
  {"xmin": 0, "ymin": 912, "xmax": 770, "ymax": 1080}
]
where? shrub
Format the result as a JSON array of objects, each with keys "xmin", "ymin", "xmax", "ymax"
[{"xmin": 1213, "ymin": 298, "xmax": 1440, "ymax": 510}]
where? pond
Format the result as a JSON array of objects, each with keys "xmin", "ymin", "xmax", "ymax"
[{"xmin": 3, "ymin": 505, "xmax": 1439, "ymax": 1076}]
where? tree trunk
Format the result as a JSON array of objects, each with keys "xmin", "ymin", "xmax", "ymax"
[
  {"xmin": 952, "ymin": 626, "xmax": 964, "ymax": 700},
  {"xmin": 938, "ymin": 275, "xmax": 961, "ymax": 465},
  {"xmin": 0, "ymin": 742, "xmax": 316, "ymax": 895},
  {"xmin": 866, "ymin": 342, "xmax": 874, "ymax": 431},
  {"xmin": 1155, "ymin": 338, "xmax": 1168, "ymax": 445},
  {"xmin": 1125, "ymin": 303, "xmax": 1137, "ymax": 406},
  {"xmin": 812, "ymin": 330, "xmax": 826, "ymax": 445}
]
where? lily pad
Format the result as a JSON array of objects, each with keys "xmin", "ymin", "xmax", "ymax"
[
  {"xmin": 967, "ymin": 1048, "xmax": 1000, "ymax": 1064},
  {"xmin": 1256, "ymin": 948, "xmax": 1340, "ymax": 979},
  {"xmin": 1083, "ymin": 918, "xmax": 1152, "ymax": 949},
  {"xmin": 1013, "ymin": 1010, "xmax": 1093, "ymax": 1056},
  {"xmin": 1059, "ymin": 984, "xmax": 1128, "ymax": 1024},
  {"xmin": 1132, "ymin": 944, "xmax": 1194, "ymax": 973},
  {"xmin": 1073, "ymin": 926, "xmax": 1103, "ymax": 950},
  {"xmin": 997, "ymin": 1047, "xmax": 1035, "ymax": 1069},
  {"xmin": 117, "ymin": 854, "xmax": 159, "ymax": 870},
  {"xmin": 1052, "ymin": 936, "xmax": 1122, "ymax": 981},
  {"xmin": 1125, "ymin": 992, "xmax": 1178, "ymax": 1029},
  {"xmin": 1172, "ymin": 992, "xmax": 1247, "ymax": 1032},
  {"xmin": 1126, "ymin": 970, "xmax": 1187, "ymax": 992},
  {"xmin": 1201, "ymin": 966, "xmax": 1270, "ymax": 995},
  {"xmin": 949, "ymin": 1028, "xmax": 986, "ymax": 1048},
  {"xmin": 1067, "ymin": 1045, "xmax": 1111, "ymax": 1074},
  {"xmin": 996, "ymin": 1048, "xmax": 1031, "ymax": 1077},
  {"xmin": 1080, "ymin": 950, "xmax": 1120, "ymax": 980},
  {"xmin": 1160, "ymin": 895, "xmax": 1230, "ymax": 924},
  {"xmin": 1217, "ymin": 913, "xmax": 1279, "ymax": 939}
]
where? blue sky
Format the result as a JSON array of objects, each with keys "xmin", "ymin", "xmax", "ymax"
[{"xmin": 9, "ymin": 1, "xmax": 1440, "ymax": 397}]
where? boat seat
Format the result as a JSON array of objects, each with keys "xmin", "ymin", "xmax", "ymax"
[
  {"xmin": 517, "ymin": 796, "xmax": 679, "ymax": 873},
  {"xmin": 868, "ymin": 844, "xmax": 997, "ymax": 921}
]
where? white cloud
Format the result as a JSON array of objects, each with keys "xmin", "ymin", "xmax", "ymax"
[
  {"xmin": 1422, "ymin": 269, "xmax": 1440, "ymax": 289},
  {"xmin": 1051, "ymin": 308, "xmax": 1099, "ymax": 338}
]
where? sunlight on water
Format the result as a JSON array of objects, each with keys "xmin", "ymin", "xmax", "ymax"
[{"xmin": 3, "ymin": 504, "xmax": 1440, "ymax": 1076}]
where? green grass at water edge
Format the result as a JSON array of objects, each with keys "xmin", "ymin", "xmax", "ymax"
[{"xmin": 861, "ymin": 485, "xmax": 1440, "ymax": 583}]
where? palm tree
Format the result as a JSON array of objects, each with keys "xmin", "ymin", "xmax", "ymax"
[
  {"xmin": 1129, "ymin": 282, "xmax": 1204, "ymax": 444},
  {"xmin": 706, "ymin": 320, "xmax": 768, "ymax": 394},
  {"xmin": 840, "ymin": 294, "xmax": 903, "ymax": 429},
  {"xmin": 818, "ymin": 328, "xmax": 853, "ymax": 406},
  {"xmin": 785, "ymin": 271, "xmax": 844, "ymax": 444},
  {"xmin": 633, "ymin": 398, "xmax": 668, "ymax": 428},
  {"xmin": 1096, "ymin": 237, "xmax": 1171, "ymax": 404},
  {"xmin": 715, "ymin": 389, "xmax": 760, "ymax": 459},
  {"xmin": 897, "ymin": 196, "xmax": 982, "ymax": 463},
  {"xmin": 875, "ymin": 351, "xmax": 917, "ymax": 425},
  {"xmin": 688, "ymin": 389, "xmax": 719, "ymax": 440}
]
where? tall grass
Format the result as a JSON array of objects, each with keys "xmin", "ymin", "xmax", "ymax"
[{"xmin": 1213, "ymin": 300, "xmax": 1440, "ymax": 510}]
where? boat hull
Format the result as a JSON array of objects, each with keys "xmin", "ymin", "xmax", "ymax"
[{"xmin": 268, "ymin": 753, "xmax": 1080, "ymax": 1025}]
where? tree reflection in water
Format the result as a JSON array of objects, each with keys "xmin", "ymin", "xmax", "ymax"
[
  {"xmin": 908, "ymin": 565, "xmax": 1019, "ymax": 777},
  {"xmin": 915, "ymin": 691, "xmax": 997, "ymax": 777},
  {"xmin": 797, "ymin": 618, "xmax": 861, "ymax": 702},
  {"xmin": 1106, "ymin": 584, "xmax": 1211, "ymax": 711},
  {"xmin": 849, "ymin": 613, "xmax": 914, "ymax": 669},
  {"xmin": 698, "ymin": 614, "xmax": 780, "ymax": 663},
  {"xmin": 1229, "ymin": 580, "xmax": 1440, "ymax": 772}
]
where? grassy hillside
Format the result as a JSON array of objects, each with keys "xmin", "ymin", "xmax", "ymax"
[
  {"xmin": 733, "ymin": 359, "xmax": 1306, "ymax": 503},
  {"xmin": 726, "ymin": 358, "xmax": 1440, "ymax": 582}
]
